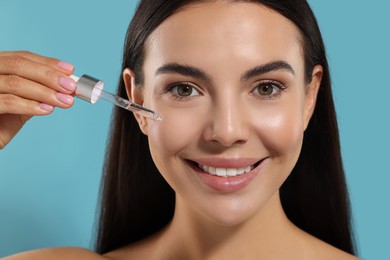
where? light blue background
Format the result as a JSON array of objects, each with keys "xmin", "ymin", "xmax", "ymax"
[{"xmin": 0, "ymin": 1, "xmax": 388, "ymax": 259}]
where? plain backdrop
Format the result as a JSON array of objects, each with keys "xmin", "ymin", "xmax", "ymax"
[{"xmin": 0, "ymin": 0, "xmax": 389, "ymax": 259}]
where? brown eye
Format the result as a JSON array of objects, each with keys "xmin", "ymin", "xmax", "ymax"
[
  {"xmin": 256, "ymin": 82, "xmax": 276, "ymax": 96},
  {"xmin": 168, "ymin": 82, "xmax": 201, "ymax": 99},
  {"xmin": 252, "ymin": 81, "xmax": 285, "ymax": 100},
  {"xmin": 176, "ymin": 84, "xmax": 194, "ymax": 97}
]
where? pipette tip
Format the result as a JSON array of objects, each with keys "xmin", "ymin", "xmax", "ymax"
[{"xmin": 152, "ymin": 114, "xmax": 163, "ymax": 121}]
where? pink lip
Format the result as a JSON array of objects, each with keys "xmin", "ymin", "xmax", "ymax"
[{"xmin": 188, "ymin": 157, "xmax": 267, "ymax": 193}]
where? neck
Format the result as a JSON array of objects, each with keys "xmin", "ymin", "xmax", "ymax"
[{"xmin": 157, "ymin": 192, "xmax": 301, "ymax": 259}]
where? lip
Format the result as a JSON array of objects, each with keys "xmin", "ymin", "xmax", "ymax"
[{"xmin": 188, "ymin": 157, "xmax": 267, "ymax": 193}]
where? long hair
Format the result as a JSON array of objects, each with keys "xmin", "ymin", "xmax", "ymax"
[{"xmin": 96, "ymin": 0, "xmax": 356, "ymax": 255}]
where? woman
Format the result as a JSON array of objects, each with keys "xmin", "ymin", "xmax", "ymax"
[{"xmin": 2, "ymin": 0, "xmax": 359, "ymax": 259}]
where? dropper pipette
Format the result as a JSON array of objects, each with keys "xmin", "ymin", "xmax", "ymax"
[{"xmin": 70, "ymin": 74, "xmax": 161, "ymax": 121}]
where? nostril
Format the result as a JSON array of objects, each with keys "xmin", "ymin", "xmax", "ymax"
[
  {"xmin": 202, "ymin": 119, "xmax": 249, "ymax": 147},
  {"xmin": 210, "ymin": 137, "xmax": 248, "ymax": 147}
]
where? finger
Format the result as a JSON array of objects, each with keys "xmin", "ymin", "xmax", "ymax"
[
  {"xmin": 0, "ymin": 50, "xmax": 74, "ymax": 74},
  {"xmin": 0, "ymin": 54, "xmax": 76, "ymax": 94},
  {"xmin": 0, "ymin": 94, "xmax": 55, "ymax": 115},
  {"xmin": 0, "ymin": 75, "xmax": 74, "ymax": 108}
]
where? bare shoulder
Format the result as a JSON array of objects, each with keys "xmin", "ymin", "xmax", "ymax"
[
  {"xmin": 305, "ymin": 234, "xmax": 361, "ymax": 260},
  {"xmin": 316, "ymin": 243, "xmax": 360, "ymax": 260},
  {"xmin": 103, "ymin": 240, "xmax": 155, "ymax": 260},
  {"xmin": 292, "ymin": 226, "xmax": 360, "ymax": 260},
  {"xmin": 315, "ymin": 245, "xmax": 360, "ymax": 260},
  {"xmin": 2, "ymin": 247, "xmax": 108, "ymax": 260}
]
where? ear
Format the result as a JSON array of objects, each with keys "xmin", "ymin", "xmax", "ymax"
[
  {"xmin": 303, "ymin": 65, "xmax": 323, "ymax": 130},
  {"xmin": 123, "ymin": 68, "xmax": 149, "ymax": 135}
]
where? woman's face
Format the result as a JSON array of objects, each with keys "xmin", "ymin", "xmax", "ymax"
[{"xmin": 126, "ymin": 1, "xmax": 321, "ymax": 225}]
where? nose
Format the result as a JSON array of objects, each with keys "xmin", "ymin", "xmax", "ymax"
[{"xmin": 202, "ymin": 98, "xmax": 249, "ymax": 147}]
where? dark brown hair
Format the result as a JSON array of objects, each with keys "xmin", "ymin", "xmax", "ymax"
[{"xmin": 96, "ymin": 0, "xmax": 357, "ymax": 255}]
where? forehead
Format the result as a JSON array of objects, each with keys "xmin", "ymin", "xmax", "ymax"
[{"xmin": 145, "ymin": 1, "xmax": 303, "ymax": 75}]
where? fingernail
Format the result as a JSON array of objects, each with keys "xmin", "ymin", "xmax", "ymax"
[
  {"xmin": 56, "ymin": 92, "xmax": 74, "ymax": 105},
  {"xmin": 59, "ymin": 76, "xmax": 76, "ymax": 91},
  {"xmin": 39, "ymin": 103, "xmax": 54, "ymax": 112},
  {"xmin": 57, "ymin": 61, "xmax": 74, "ymax": 71}
]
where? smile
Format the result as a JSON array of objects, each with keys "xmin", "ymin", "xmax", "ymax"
[
  {"xmin": 197, "ymin": 163, "xmax": 256, "ymax": 177},
  {"xmin": 190, "ymin": 158, "xmax": 265, "ymax": 192},
  {"xmin": 193, "ymin": 159, "xmax": 263, "ymax": 178}
]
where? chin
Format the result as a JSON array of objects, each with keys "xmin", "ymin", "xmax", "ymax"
[{"xmin": 195, "ymin": 194, "xmax": 273, "ymax": 228}]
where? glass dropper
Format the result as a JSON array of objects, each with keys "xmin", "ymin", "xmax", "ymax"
[{"xmin": 70, "ymin": 74, "xmax": 161, "ymax": 121}]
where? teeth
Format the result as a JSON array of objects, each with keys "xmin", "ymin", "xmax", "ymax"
[
  {"xmin": 216, "ymin": 168, "xmax": 225, "ymax": 176},
  {"xmin": 198, "ymin": 164, "xmax": 254, "ymax": 177},
  {"xmin": 227, "ymin": 168, "xmax": 237, "ymax": 176}
]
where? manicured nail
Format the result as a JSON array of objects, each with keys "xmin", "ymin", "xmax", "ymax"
[
  {"xmin": 58, "ymin": 76, "xmax": 76, "ymax": 91},
  {"xmin": 39, "ymin": 103, "xmax": 54, "ymax": 112},
  {"xmin": 56, "ymin": 92, "xmax": 74, "ymax": 105},
  {"xmin": 57, "ymin": 61, "xmax": 74, "ymax": 71}
]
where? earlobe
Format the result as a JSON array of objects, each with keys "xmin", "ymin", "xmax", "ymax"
[
  {"xmin": 303, "ymin": 65, "xmax": 323, "ymax": 130},
  {"xmin": 123, "ymin": 68, "xmax": 149, "ymax": 135}
]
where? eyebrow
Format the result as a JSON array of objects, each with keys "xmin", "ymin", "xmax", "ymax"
[
  {"xmin": 155, "ymin": 60, "xmax": 295, "ymax": 82},
  {"xmin": 241, "ymin": 60, "xmax": 295, "ymax": 81},
  {"xmin": 156, "ymin": 63, "xmax": 211, "ymax": 83}
]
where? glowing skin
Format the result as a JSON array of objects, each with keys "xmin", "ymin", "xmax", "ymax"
[
  {"xmin": 119, "ymin": 2, "xmax": 357, "ymax": 259},
  {"xmin": 128, "ymin": 2, "xmax": 319, "ymax": 225}
]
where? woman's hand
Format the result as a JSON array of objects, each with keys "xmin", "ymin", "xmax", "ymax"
[{"xmin": 0, "ymin": 51, "xmax": 76, "ymax": 149}]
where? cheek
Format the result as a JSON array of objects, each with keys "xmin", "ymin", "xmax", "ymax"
[
  {"xmin": 146, "ymin": 108, "xmax": 201, "ymax": 166},
  {"xmin": 254, "ymin": 100, "xmax": 305, "ymax": 159}
]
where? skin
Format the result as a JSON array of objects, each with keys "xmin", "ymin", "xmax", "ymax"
[
  {"xmin": 2, "ymin": 1, "xmax": 360, "ymax": 260},
  {"xmin": 134, "ymin": 2, "xmax": 312, "ymax": 228}
]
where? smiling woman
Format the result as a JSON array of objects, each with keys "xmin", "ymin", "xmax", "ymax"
[
  {"xmin": 99, "ymin": 0, "xmax": 358, "ymax": 259},
  {"xmin": 1, "ymin": 0, "xmax": 361, "ymax": 259}
]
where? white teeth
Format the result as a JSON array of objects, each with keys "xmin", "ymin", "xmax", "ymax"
[
  {"xmin": 216, "ymin": 168, "xmax": 225, "ymax": 176},
  {"xmin": 198, "ymin": 163, "xmax": 255, "ymax": 177},
  {"xmin": 227, "ymin": 168, "xmax": 237, "ymax": 176}
]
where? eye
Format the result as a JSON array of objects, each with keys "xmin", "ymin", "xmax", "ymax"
[
  {"xmin": 167, "ymin": 82, "xmax": 201, "ymax": 100},
  {"xmin": 252, "ymin": 80, "xmax": 286, "ymax": 99}
]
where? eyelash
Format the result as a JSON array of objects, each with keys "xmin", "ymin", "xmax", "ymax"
[
  {"xmin": 164, "ymin": 80, "xmax": 287, "ymax": 101},
  {"xmin": 251, "ymin": 80, "xmax": 286, "ymax": 100},
  {"xmin": 165, "ymin": 82, "xmax": 201, "ymax": 101}
]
